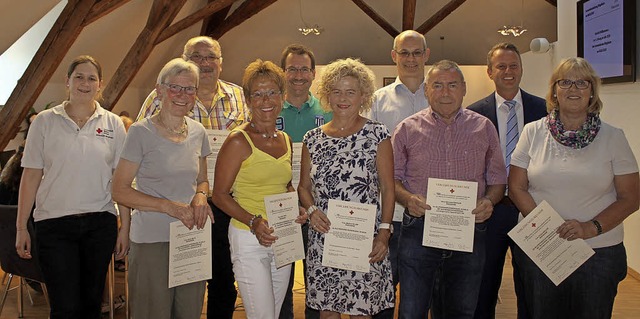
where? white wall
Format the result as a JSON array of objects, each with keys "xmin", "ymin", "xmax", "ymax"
[{"xmin": 520, "ymin": 0, "xmax": 640, "ymax": 273}]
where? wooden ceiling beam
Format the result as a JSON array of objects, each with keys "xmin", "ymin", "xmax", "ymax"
[
  {"xmin": 415, "ymin": 0, "xmax": 466, "ymax": 35},
  {"xmin": 155, "ymin": 0, "xmax": 241, "ymax": 44},
  {"xmin": 0, "ymin": 0, "xmax": 97, "ymax": 151},
  {"xmin": 208, "ymin": 0, "xmax": 278, "ymax": 40},
  {"xmin": 83, "ymin": 0, "xmax": 131, "ymax": 26},
  {"xmin": 402, "ymin": 0, "xmax": 416, "ymax": 31},
  {"xmin": 101, "ymin": 0, "xmax": 187, "ymax": 110},
  {"xmin": 201, "ymin": 1, "xmax": 233, "ymax": 37},
  {"xmin": 351, "ymin": 0, "xmax": 399, "ymax": 38}
]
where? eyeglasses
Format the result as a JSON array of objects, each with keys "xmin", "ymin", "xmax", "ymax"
[
  {"xmin": 556, "ymin": 79, "xmax": 591, "ymax": 89},
  {"xmin": 285, "ymin": 67, "xmax": 313, "ymax": 74},
  {"xmin": 188, "ymin": 54, "xmax": 221, "ymax": 63},
  {"xmin": 250, "ymin": 90, "xmax": 282, "ymax": 100},
  {"xmin": 394, "ymin": 49, "xmax": 425, "ymax": 58},
  {"xmin": 162, "ymin": 83, "xmax": 197, "ymax": 95}
]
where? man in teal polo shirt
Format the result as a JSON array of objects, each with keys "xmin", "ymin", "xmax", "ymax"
[
  {"xmin": 276, "ymin": 44, "xmax": 332, "ymax": 142},
  {"xmin": 277, "ymin": 44, "xmax": 330, "ymax": 319}
]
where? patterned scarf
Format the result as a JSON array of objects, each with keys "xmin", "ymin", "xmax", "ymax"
[{"xmin": 547, "ymin": 109, "xmax": 601, "ymax": 149}]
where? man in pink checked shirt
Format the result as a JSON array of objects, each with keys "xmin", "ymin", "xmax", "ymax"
[{"xmin": 392, "ymin": 60, "xmax": 507, "ymax": 319}]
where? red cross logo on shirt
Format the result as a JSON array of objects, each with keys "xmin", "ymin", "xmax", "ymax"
[
  {"xmin": 450, "ymin": 189, "xmax": 455, "ymax": 193},
  {"xmin": 349, "ymin": 210, "xmax": 354, "ymax": 215},
  {"xmin": 531, "ymin": 223, "xmax": 536, "ymax": 228},
  {"xmin": 96, "ymin": 128, "xmax": 103, "ymax": 134}
]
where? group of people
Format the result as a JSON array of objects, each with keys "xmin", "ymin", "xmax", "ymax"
[{"xmin": 11, "ymin": 29, "xmax": 638, "ymax": 319}]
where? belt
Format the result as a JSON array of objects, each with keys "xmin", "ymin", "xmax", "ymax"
[
  {"xmin": 63, "ymin": 211, "xmax": 103, "ymax": 219},
  {"xmin": 499, "ymin": 196, "xmax": 515, "ymax": 207}
]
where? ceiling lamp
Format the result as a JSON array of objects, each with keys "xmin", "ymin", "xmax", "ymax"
[
  {"xmin": 498, "ymin": 0, "xmax": 528, "ymax": 37},
  {"xmin": 498, "ymin": 25, "xmax": 527, "ymax": 37},
  {"xmin": 299, "ymin": 25, "xmax": 323, "ymax": 36},
  {"xmin": 298, "ymin": 0, "xmax": 323, "ymax": 36}
]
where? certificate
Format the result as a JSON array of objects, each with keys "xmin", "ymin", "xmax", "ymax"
[
  {"xmin": 168, "ymin": 218, "xmax": 212, "ymax": 288},
  {"xmin": 322, "ymin": 199, "xmax": 376, "ymax": 272},
  {"xmin": 205, "ymin": 129, "xmax": 229, "ymax": 187},
  {"xmin": 264, "ymin": 192, "xmax": 305, "ymax": 268},
  {"xmin": 423, "ymin": 178, "xmax": 478, "ymax": 252},
  {"xmin": 508, "ymin": 200, "xmax": 595, "ymax": 286},
  {"xmin": 291, "ymin": 143, "xmax": 303, "ymax": 189}
]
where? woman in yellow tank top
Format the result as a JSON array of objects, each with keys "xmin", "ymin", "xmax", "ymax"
[{"xmin": 212, "ymin": 59, "xmax": 307, "ymax": 318}]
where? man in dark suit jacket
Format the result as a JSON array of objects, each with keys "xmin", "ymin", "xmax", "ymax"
[{"xmin": 467, "ymin": 43, "xmax": 547, "ymax": 319}]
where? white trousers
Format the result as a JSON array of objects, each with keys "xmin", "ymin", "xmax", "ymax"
[{"xmin": 228, "ymin": 225, "xmax": 292, "ymax": 319}]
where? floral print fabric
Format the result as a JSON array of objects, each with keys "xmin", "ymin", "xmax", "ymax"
[
  {"xmin": 303, "ymin": 120, "xmax": 394, "ymax": 315},
  {"xmin": 547, "ymin": 109, "xmax": 601, "ymax": 149}
]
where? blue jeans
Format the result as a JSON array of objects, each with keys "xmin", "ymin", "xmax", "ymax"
[
  {"xmin": 36, "ymin": 212, "xmax": 117, "ymax": 319},
  {"xmin": 473, "ymin": 201, "xmax": 527, "ymax": 319},
  {"xmin": 398, "ymin": 213, "xmax": 486, "ymax": 319},
  {"xmin": 513, "ymin": 242, "xmax": 627, "ymax": 319}
]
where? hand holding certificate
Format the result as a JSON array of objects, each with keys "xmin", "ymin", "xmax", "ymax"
[
  {"xmin": 322, "ymin": 199, "xmax": 376, "ymax": 273},
  {"xmin": 168, "ymin": 218, "xmax": 212, "ymax": 288},
  {"xmin": 423, "ymin": 178, "xmax": 478, "ymax": 252},
  {"xmin": 264, "ymin": 192, "xmax": 305, "ymax": 268},
  {"xmin": 508, "ymin": 200, "xmax": 595, "ymax": 286}
]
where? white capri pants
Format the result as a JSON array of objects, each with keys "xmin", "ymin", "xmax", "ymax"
[{"xmin": 229, "ymin": 224, "xmax": 292, "ymax": 319}]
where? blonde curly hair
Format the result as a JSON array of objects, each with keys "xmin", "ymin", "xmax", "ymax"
[{"xmin": 316, "ymin": 58, "xmax": 376, "ymax": 113}]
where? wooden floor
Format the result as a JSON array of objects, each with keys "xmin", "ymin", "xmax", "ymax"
[{"xmin": 2, "ymin": 254, "xmax": 640, "ymax": 318}]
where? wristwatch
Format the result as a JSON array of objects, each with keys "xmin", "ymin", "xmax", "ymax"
[{"xmin": 379, "ymin": 222, "xmax": 394, "ymax": 234}]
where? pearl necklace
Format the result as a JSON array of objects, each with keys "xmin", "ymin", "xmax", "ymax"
[
  {"xmin": 250, "ymin": 122, "xmax": 278, "ymax": 138},
  {"xmin": 158, "ymin": 115, "xmax": 187, "ymax": 135}
]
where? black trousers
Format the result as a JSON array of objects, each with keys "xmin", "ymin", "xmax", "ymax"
[
  {"xmin": 36, "ymin": 212, "xmax": 117, "ymax": 319},
  {"xmin": 207, "ymin": 200, "xmax": 237, "ymax": 319}
]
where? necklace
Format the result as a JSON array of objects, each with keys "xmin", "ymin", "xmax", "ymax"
[
  {"xmin": 157, "ymin": 115, "xmax": 187, "ymax": 135},
  {"xmin": 250, "ymin": 122, "xmax": 278, "ymax": 138},
  {"xmin": 65, "ymin": 102, "xmax": 94, "ymax": 126},
  {"xmin": 70, "ymin": 115, "xmax": 90, "ymax": 125}
]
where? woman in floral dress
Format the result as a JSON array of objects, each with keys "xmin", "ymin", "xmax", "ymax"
[{"xmin": 298, "ymin": 58, "xmax": 395, "ymax": 318}]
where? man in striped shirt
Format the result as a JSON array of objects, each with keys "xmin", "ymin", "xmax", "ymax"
[{"xmin": 136, "ymin": 36, "xmax": 247, "ymax": 319}]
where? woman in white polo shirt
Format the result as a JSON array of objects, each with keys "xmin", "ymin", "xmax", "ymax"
[{"xmin": 16, "ymin": 55, "xmax": 128, "ymax": 319}]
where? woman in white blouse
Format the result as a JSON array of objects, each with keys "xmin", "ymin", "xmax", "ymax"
[{"xmin": 509, "ymin": 57, "xmax": 639, "ymax": 319}]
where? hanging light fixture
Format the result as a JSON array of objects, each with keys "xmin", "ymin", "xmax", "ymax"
[
  {"xmin": 498, "ymin": 0, "xmax": 528, "ymax": 37},
  {"xmin": 298, "ymin": 0, "xmax": 323, "ymax": 36}
]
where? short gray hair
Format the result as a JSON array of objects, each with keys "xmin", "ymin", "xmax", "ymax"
[
  {"xmin": 183, "ymin": 36, "xmax": 222, "ymax": 59},
  {"xmin": 156, "ymin": 58, "xmax": 200, "ymax": 87},
  {"xmin": 393, "ymin": 30, "xmax": 427, "ymax": 51},
  {"xmin": 427, "ymin": 60, "xmax": 465, "ymax": 82}
]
